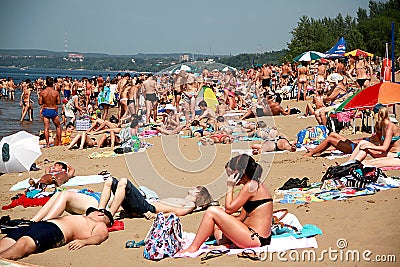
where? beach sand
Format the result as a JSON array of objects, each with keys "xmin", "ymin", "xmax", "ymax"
[{"xmin": 1, "ymin": 98, "xmax": 399, "ymax": 267}]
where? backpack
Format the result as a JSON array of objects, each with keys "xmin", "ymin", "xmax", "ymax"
[
  {"xmin": 321, "ymin": 161, "xmax": 363, "ymax": 181},
  {"xmin": 143, "ymin": 213, "xmax": 183, "ymax": 260}
]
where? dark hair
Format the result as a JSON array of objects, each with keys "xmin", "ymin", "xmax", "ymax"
[
  {"xmin": 46, "ymin": 76, "xmax": 53, "ymax": 87},
  {"xmin": 191, "ymin": 120, "xmax": 200, "ymax": 126},
  {"xmin": 275, "ymin": 94, "xmax": 282, "ymax": 104},
  {"xmin": 193, "ymin": 186, "xmax": 213, "ymax": 207},
  {"xmin": 54, "ymin": 161, "xmax": 68, "ymax": 171},
  {"xmin": 216, "ymin": 116, "xmax": 225, "ymax": 122},
  {"xmin": 198, "ymin": 100, "xmax": 207, "ymax": 107},
  {"xmin": 123, "ymin": 73, "xmax": 131, "ymax": 78},
  {"xmin": 225, "ymin": 154, "xmax": 262, "ymax": 182},
  {"xmin": 130, "ymin": 118, "xmax": 140, "ymax": 128},
  {"xmin": 66, "ymin": 122, "xmax": 74, "ymax": 129}
]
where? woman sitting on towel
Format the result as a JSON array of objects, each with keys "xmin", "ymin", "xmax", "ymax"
[
  {"xmin": 348, "ymin": 107, "xmax": 400, "ymax": 162},
  {"xmin": 30, "ymin": 179, "xmax": 215, "ymax": 222},
  {"xmin": 176, "ymin": 154, "xmax": 273, "ymax": 256},
  {"xmin": 28, "ymin": 162, "xmax": 75, "ymax": 188}
]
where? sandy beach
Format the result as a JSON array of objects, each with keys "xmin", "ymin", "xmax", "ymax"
[{"xmin": 1, "ymin": 97, "xmax": 399, "ymax": 267}]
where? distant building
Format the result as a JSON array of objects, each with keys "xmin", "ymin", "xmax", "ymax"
[
  {"xmin": 179, "ymin": 54, "xmax": 189, "ymax": 62},
  {"xmin": 64, "ymin": 53, "xmax": 84, "ymax": 62}
]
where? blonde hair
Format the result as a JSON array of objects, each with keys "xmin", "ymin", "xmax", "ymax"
[{"xmin": 375, "ymin": 107, "xmax": 389, "ymax": 132}]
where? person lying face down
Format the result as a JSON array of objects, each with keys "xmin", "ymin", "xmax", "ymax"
[{"xmin": 0, "ymin": 208, "xmax": 112, "ymax": 260}]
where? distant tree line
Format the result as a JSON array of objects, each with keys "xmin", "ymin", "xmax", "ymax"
[
  {"xmin": 0, "ymin": 0, "xmax": 398, "ymax": 72},
  {"xmin": 284, "ymin": 0, "xmax": 400, "ymax": 61}
]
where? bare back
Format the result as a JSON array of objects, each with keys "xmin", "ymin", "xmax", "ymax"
[{"xmin": 39, "ymin": 87, "xmax": 60, "ymax": 109}]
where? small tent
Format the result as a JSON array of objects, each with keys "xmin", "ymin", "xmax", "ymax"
[{"xmin": 325, "ymin": 37, "xmax": 347, "ymax": 58}]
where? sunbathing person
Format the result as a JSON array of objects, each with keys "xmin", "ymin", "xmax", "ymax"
[
  {"xmin": 31, "ymin": 190, "xmax": 100, "ymax": 222},
  {"xmin": 348, "ymin": 107, "xmax": 400, "ymax": 162},
  {"xmin": 29, "ymin": 162, "xmax": 75, "ymax": 188},
  {"xmin": 363, "ymin": 156, "xmax": 400, "ymax": 168},
  {"xmin": 176, "ymin": 154, "xmax": 273, "ymax": 256},
  {"xmin": 200, "ymin": 131, "xmax": 234, "ymax": 145},
  {"xmin": 303, "ymin": 132, "xmax": 372, "ymax": 157},
  {"xmin": 86, "ymin": 118, "xmax": 119, "ymax": 133},
  {"xmin": 0, "ymin": 208, "xmax": 112, "ymax": 260},
  {"xmin": 252, "ymin": 136, "xmax": 297, "ymax": 155},
  {"xmin": 155, "ymin": 104, "xmax": 188, "ymax": 135},
  {"xmin": 67, "ymin": 132, "xmax": 98, "ymax": 150},
  {"xmin": 98, "ymin": 177, "xmax": 215, "ymax": 218}
]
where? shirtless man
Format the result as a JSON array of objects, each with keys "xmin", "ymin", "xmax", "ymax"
[
  {"xmin": 316, "ymin": 60, "xmax": 327, "ymax": 91},
  {"xmin": 0, "ymin": 208, "xmax": 112, "ymax": 260},
  {"xmin": 7, "ymin": 77, "xmax": 16, "ymax": 101},
  {"xmin": 297, "ymin": 62, "xmax": 309, "ymax": 101},
  {"xmin": 197, "ymin": 100, "xmax": 216, "ymax": 125},
  {"xmin": 39, "ymin": 76, "xmax": 61, "ymax": 147},
  {"xmin": 20, "ymin": 79, "xmax": 33, "ymax": 122},
  {"xmin": 63, "ymin": 76, "xmax": 72, "ymax": 100},
  {"xmin": 143, "ymin": 74, "xmax": 162, "ymax": 124},
  {"xmin": 123, "ymin": 78, "xmax": 141, "ymax": 118},
  {"xmin": 261, "ymin": 64, "xmax": 272, "ymax": 93}
]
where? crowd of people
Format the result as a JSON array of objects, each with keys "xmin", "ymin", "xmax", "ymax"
[{"xmin": 1, "ymin": 55, "xmax": 400, "ymax": 261}]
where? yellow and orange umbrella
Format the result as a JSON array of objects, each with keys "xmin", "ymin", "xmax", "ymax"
[{"xmin": 344, "ymin": 49, "xmax": 374, "ymax": 57}]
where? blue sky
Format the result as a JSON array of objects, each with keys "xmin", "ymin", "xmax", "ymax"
[{"xmin": 0, "ymin": 0, "xmax": 372, "ymax": 55}]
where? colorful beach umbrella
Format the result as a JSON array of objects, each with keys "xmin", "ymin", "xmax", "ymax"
[
  {"xmin": 196, "ymin": 86, "xmax": 218, "ymax": 111},
  {"xmin": 294, "ymin": 51, "xmax": 326, "ymax": 62},
  {"xmin": 335, "ymin": 82, "xmax": 400, "ymax": 111},
  {"xmin": 344, "ymin": 49, "xmax": 374, "ymax": 57},
  {"xmin": 0, "ymin": 131, "xmax": 42, "ymax": 174},
  {"xmin": 169, "ymin": 64, "xmax": 192, "ymax": 74}
]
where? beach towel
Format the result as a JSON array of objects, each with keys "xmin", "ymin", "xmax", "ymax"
[
  {"xmin": 2, "ymin": 194, "xmax": 51, "ymax": 210},
  {"xmin": 296, "ymin": 126, "xmax": 328, "ymax": 148},
  {"xmin": 174, "ymin": 231, "xmax": 320, "ymax": 258},
  {"xmin": 10, "ymin": 175, "xmax": 106, "ymax": 191}
]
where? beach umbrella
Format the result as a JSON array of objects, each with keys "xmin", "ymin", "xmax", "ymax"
[
  {"xmin": 335, "ymin": 82, "xmax": 400, "ymax": 111},
  {"xmin": 222, "ymin": 66, "xmax": 237, "ymax": 72},
  {"xmin": 0, "ymin": 131, "xmax": 41, "ymax": 174},
  {"xmin": 294, "ymin": 51, "xmax": 326, "ymax": 62},
  {"xmin": 344, "ymin": 49, "xmax": 374, "ymax": 57},
  {"xmin": 170, "ymin": 64, "xmax": 192, "ymax": 74},
  {"xmin": 196, "ymin": 86, "xmax": 218, "ymax": 111}
]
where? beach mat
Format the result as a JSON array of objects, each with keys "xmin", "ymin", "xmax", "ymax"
[
  {"xmin": 174, "ymin": 232, "xmax": 319, "ymax": 258},
  {"xmin": 381, "ymin": 166, "xmax": 400, "ymax": 171},
  {"xmin": 10, "ymin": 175, "xmax": 106, "ymax": 191}
]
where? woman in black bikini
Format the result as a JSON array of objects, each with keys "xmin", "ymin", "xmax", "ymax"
[{"xmin": 176, "ymin": 154, "xmax": 273, "ymax": 256}]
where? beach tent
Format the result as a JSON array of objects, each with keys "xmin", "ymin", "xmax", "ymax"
[
  {"xmin": 196, "ymin": 86, "xmax": 218, "ymax": 111},
  {"xmin": 335, "ymin": 82, "xmax": 400, "ymax": 111},
  {"xmin": 325, "ymin": 37, "xmax": 347, "ymax": 58}
]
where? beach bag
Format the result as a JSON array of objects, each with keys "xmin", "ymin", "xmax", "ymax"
[
  {"xmin": 143, "ymin": 213, "xmax": 183, "ymax": 260},
  {"xmin": 271, "ymin": 209, "xmax": 302, "ymax": 236},
  {"xmin": 321, "ymin": 161, "xmax": 363, "ymax": 181},
  {"xmin": 296, "ymin": 125, "xmax": 328, "ymax": 148},
  {"xmin": 346, "ymin": 166, "xmax": 386, "ymax": 188}
]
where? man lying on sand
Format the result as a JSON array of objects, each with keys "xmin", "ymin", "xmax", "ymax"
[{"xmin": 0, "ymin": 208, "xmax": 112, "ymax": 260}]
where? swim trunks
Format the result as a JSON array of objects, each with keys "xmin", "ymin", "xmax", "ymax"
[
  {"xmin": 6, "ymin": 221, "xmax": 65, "ymax": 253},
  {"xmin": 145, "ymin": 93, "xmax": 158, "ymax": 102},
  {"xmin": 127, "ymin": 99, "xmax": 135, "ymax": 106},
  {"xmin": 42, "ymin": 108, "xmax": 58, "ymax": 119}
]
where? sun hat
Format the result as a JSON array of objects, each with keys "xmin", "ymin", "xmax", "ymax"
[{"xmin": 327, "ymin": 73, "xmax": 343, "ymax": 83}]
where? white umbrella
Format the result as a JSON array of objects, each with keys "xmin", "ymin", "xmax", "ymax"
[
  {"xmin": 294, "ymin": 51, "xmax": 326, "ymax": 62},
  {"xmin": 170, "ymin": 64, "xmax": 192, "ymax": 74},
  {"xmin": 222, "ymin": 66, "xmax": 237, "ymax": 72},
  {"xmin": 0, "ymin": 131, "xmax": 42, "ymax": 174}
]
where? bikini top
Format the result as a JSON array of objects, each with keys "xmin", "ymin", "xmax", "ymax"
[{"xmin": 243, "ymin": 198, "xmax": 273, "ymax": 213}]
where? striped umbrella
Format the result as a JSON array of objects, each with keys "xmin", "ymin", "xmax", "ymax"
[{"xmin": 294, "ymin": 51, "xmax": 326, "ymax": 62}]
